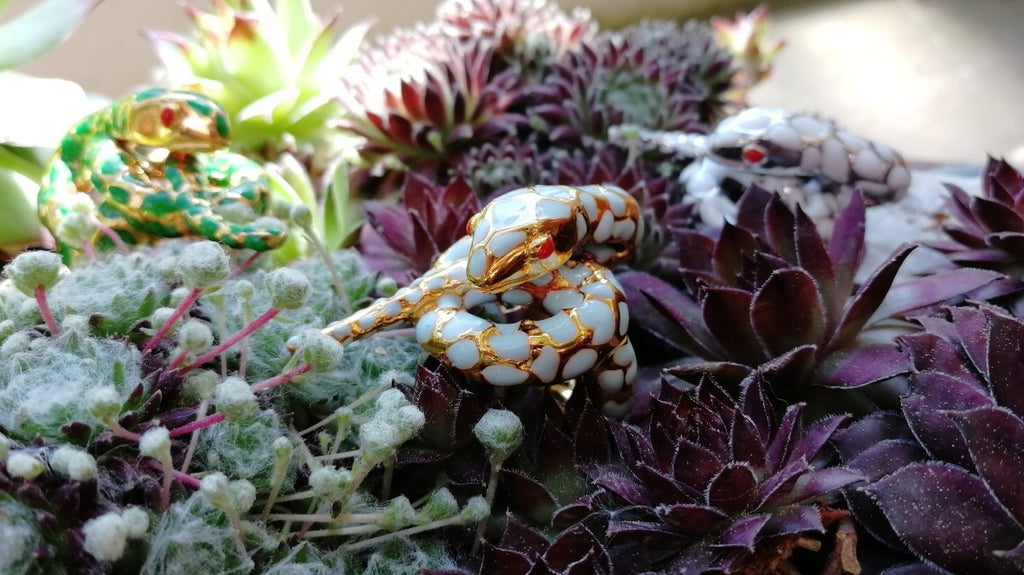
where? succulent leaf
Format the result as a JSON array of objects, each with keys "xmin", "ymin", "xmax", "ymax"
[{"xmin": 867, "ymin": 462, "xmax": 1024, "ymax": 575}]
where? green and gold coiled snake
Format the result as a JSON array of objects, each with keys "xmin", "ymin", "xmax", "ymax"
[{"xmin": 38, "ymin": 89, "xmax": 286, "ymax": 260}]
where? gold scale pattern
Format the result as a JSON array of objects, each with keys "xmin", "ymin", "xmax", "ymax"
[{"xmin": 323, "ymin": 184, "xmax": 643, "ymax": 416}]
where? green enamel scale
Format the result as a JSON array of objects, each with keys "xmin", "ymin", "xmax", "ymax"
[{"xmin": 37, "ymin": 89, "xmax": 287, "ymax": 262}]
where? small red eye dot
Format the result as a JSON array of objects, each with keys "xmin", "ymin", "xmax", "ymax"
[
  {"xmin": 742, "ymin": 146, "xmax": 766, "ymax": 164},
  {"xmin": 160, "ymin": 107, "xmax": 175, "ymax": 127},
  {"xmin": 537, "ymin": 237, "xmax": 555, "ymax": 259},
  {"xmin": 466, "ymin": 220, "xmax": 473, "ymax": 235}
]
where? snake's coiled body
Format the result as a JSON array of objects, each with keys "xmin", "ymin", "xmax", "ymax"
[
  {"xmin": 324, "ymin": 184, "xmax": 642, "ymax": 416},
  {"xmin": 38, "ymin": 89, "xmax": 286, "ymax": 260}
]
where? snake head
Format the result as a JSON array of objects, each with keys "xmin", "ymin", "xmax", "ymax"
[
  {"xmin": 127, "ymin": 89, "xmax": 231, "ymax": 152},
  {"xmin": 465, "ymin": 186, "xmax": 581, "ymax": 293},
  {"xmin": 705, "ymin": 107, "xmax": 810, "ymax": 176}
]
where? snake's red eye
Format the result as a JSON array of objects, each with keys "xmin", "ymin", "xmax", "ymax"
[
  {"xmin": 160, "ymin": 107, "xmax": 176, "ymax": 128},
  {"xmin": 537, "ymin": 237, "xmax": 555, "ymax": 259},
  {"xmin": 742, "ymin": 145, "xmax": 766, "ymax": 164},
  {"xmin": 466, "ymin": 220, "xmax": 472, "ymax": 235}
]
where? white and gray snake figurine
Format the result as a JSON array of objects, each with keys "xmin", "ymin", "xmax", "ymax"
[
  {"xmin": 323, "ymin": 184, "xmax": 642, "ymax": 417},
  {"xmin": 617, "ymin": 107, "xmax": 912, "ymax": 228}
]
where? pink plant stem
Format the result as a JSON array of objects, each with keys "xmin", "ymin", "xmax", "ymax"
[
  {"xmin": 159, "ymin": 460, "xmax": 173, "ymax": 510},
  {"xmin": 144, "ymin": 288, "xmax": 202, "ymax": 352},
  {"xmin": 176, "ymin": 308, "xmax": 279, "ymax": 375},
  {"xmin": 167, "ymin": 350, "xmax": 188, "ymax": 371},
  {"xmin": 251, "ymin": 363, "xmax": 312, "ymax": 393},
  {"xmin": 228, "ymin": 251, "xmax": 263, "ymax": 279},
  {"xmin": 169, "ymin": 412, "xmax": 226, "ymax": 438},
  {"xmin": 35, "ymin": 286, "xmax": 60, "ymax": 336},
  {"xmin": 81, "ymin": 242, "xmax": 97, "ymax": 262},
  {"xmin": 148, "ymin": 460, "xmax": 202, "ymax": 489},
  {"xmin": 96, "ymin": 222, "xmax": 130, "ymax": 253},
  {"xmin": 168, "ymin": 364, "xmax": 312, "ymax": 439}
]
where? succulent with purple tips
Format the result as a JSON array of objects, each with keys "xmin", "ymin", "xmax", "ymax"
[
  {"xmin": 340, "ymin": 29, "xmax": 523, "ymax": 186},
  {"xmin": 435, "ymin": 0, "xmax": 596, "ymax": 78},
  {"xmin": 530, "ymin": 32, "xmax": 708, "ymax": 147},
  {"xmin": 620, "ymin": 185, "xmax": 1001, "ymax": 412}
]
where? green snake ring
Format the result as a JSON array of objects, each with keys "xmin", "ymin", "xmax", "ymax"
[{"xmin": 38, "ymin": 88, "xmax": 286, "ymax": 261}]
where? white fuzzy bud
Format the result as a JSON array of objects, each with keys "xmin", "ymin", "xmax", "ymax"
[
  {"xmin": 229, "ymin": 479, "xmax": 256, "ymax": 513},
  {"xmin": 82, "ymin": 512, "xmax": 128, "ymax": 562},
  {"xmin": 233, "ymin": 279, "xmax": 255, "ymax": 301},
  {"xmin": 391, "ymin": 405, "xmax": 426, "ymax": 442},
  {"xmin": 200, "ymin": 473, "xmax": 256, "ymax": 513},
  {"xmin": 121, "ymin": 507, "xmax": 150, "ymax": 539},
  {"xmin": 6, "ymin": 452, "xmax": 44, "ymax": 480},
  {"xmin": 381, "ymin": 496, "xmax": 417, "ymax": 530},
  {"xmin": 290, "ymin": 204, "xmax": 313, "ymax": 229},
  {"xmin": 138, "ymin": 427, "xmax": 171, "ymax": 461},
  {"xmin": 176, "ymin": 241, "xmax": 229, "ymax": 289},
  {"xmin": 49, "ymin": 446, "xmax": 97, "ymax": 481},
  {"xmin": 295, "ymin": 329, "xmax": 344, "ymax": 372},
  {"xmin": 184, "ymin": 370, "xmax": 219, "ymax": 400},
  {"xmin": 272, "ymin": 437, "xmax": 293, "ymax": 461},
  {"xmin": 378, "ymin": 369, "xmax": 415, "ymax": 388},
  {"xmin": 309, "ymin": 466, "xmax": 352, "ymax": 498},
  {"xmin": 178, "ymin": 319, "xmax": 213, "ymax": 351},
  {"xmin": 459, "ymin": 496, "xmax": 490, "ymax": 522},
  {"xmin": 263, "ymin": 268, "xmax": 311, "ymax": 310},
  {"xmin": 375, "ymin": 388, "xmax": 410, "ymax": 413},
  {"xmin": 149, "ymin": 307, "xmax": 176, "ymax": 331},
  {"xmin": 169, "ymin": 287, "xmax": 192, "ymax": 308},
  {"xmin": 55, "ymin": 212, "xmax": 96, "ymax": 247},
  {"xmin": 420, "ymin": 488, "xmax": 459, "ymax": 520},
  {"xmin": 87, "ymin": 386, "xmax": 122, "ymax": 422},
  {"xmin": 358, "ymin": 419, "xmax": 399, "ymax": 463},
  {"xmin": 473, "ymin": 409, "xmax": 523, "ymax": 458},
  {"xmin": 6, "ymin": 251, "xmax": 63, "ymax": 295},
  {"xmin": 213, "ymin": 377, "xmax": 258, "ymax": 421},
  {"xmin": 200, "ymin": 472, "xmax": 232, "ymax": 510},
  {"xmin": 376, "ymin": 276, "xmax": 398, "ymax": 297}
]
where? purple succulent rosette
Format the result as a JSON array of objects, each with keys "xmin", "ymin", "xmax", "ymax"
[
  {"xmin": 359, "ymin": 175, "xmax": 481, "ymax": 284},
  {"xmin": 591, "ymin": 377, "xmax": 861, "ymax": 573},
  {"xmin": 836, "ymin": 302, "xmax": 1024, "ymax": 574},
  {"xmin": 619, "ymin": 185, "xmax": 1001, "ymax": 412}
]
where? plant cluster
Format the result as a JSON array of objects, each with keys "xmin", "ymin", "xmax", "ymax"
[{"xmin": 5, "ymin": 0, "xmax": 1024, "ymax": 574}]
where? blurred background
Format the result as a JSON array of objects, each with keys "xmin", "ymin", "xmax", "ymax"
[{"xmin": 19, "ymin": 0, "xmax": 1024, "ymax": 165}]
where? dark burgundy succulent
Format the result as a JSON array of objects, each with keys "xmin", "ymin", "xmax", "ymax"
[
  {"xmin": 930, "ymin": 157, "xmax": 1024, "ymax": 307},
  {"xmin": 619, "ymin": 186, "xmax": 1000, "ymax": 413},
  {"xmin": 932, "ymin": 157, "xmax": 1024, "ymax": 270},
  {"xmin": 835, "ymin": 302, "xmax": 1024, "ymax": 575},
  {"xmin": 529, "ymin": 32, "xmax": 708, "ymax": 147},
  {"xmin": 587, "ymin": 376, "xmax": 862, "ymax": 574},
  {"xmin": 450, "ymin": 133, "xmax": 550, "ymax": 197},
  {"xmin": 359, "ymin": 175, "xmax": 481, "ymax": 284}
]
